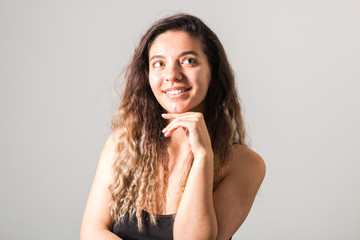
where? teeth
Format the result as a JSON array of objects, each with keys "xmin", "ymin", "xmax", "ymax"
[{"xmin": 166, "ymin": 89, "xmax": 187, "ymax": 95}]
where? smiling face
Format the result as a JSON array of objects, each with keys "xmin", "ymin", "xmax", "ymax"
[{"xmin": 148, "ymin": 31, "xmax": 211, "ymax": 114}]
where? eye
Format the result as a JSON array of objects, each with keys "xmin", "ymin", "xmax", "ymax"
[
  {"xmin": 153, "ymin": 61, "xmax": 165, "ymax": 68},
  {"xmin": 182, "ymin": 57, "xmax": 198, "ymax": 65}
]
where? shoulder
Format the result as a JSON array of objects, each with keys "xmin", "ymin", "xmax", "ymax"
[
  {"xmin": 223, "ymin": 144, "xmax": 266, "ymax": 190},
  {"xmin": 80, "ymin": 129, "xmax": 123, "ymax": 235},
  {"xmin": 94, "ymin": 128, "xmax": 123, "ymax": 183},
  {"xmin": 106, "ymin": 128, "xmax": 123, "ymax": 146},
  {"xmin": 100, "ymin": 133, "xmax": 116, "ymax": 161},
  {"xmin": 213, "ymin": 145, "xmax": 265, "ymax": 238},
  {"xmin": 227, "ymin": 144, "xmax": 265, "ymax": 174},
  {"xmin": 101, "ymin": 128, "xmax": 122, "ymax": 157}
]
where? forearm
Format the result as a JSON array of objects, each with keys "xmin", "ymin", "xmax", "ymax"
[{"xmin": 173, "ymin": 154, "xmax": 217, "ymax": 240}]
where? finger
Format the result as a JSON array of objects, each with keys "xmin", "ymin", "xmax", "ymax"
[
  {"xmin": 162, "ymin": 120, "xmax": 193, "ymax": 137},
  {"xmin": 162, "ymin": 114, "xmax": 203, "ymax": 127},
  {"xmin": 161, "ymin": 112, "xmax": 202, "ymax": 119},
  {"xmin": 162, "ymin": 116, "xmax": 199, "ymax": 133},
  {"xmin": 162, "ymin": 114, "xmax": 205, "ymax": 135}
]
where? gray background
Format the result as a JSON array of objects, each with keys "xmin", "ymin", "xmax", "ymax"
[{"xmin": 1, "ymin": 0, "xmax": 360, "ymax": 239}]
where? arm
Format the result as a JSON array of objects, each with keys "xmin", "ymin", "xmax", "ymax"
[
  {"xmin": 174, "ymin": 152, "xmax": 217, "ymax": 240},
  {"xmin": 80, "ymin": 132, "xmax": 123, "ymax": 240},
  {"xmin": 213, "ymin": 145, "xmax": 266, "ymax": 240},
  {"xmin": 162, "ymin": 112, "xmax": 218, "ymax": 240},
  {"xmin": 162, "ymin": 113, "xmax": 265, "ymax": 240}
]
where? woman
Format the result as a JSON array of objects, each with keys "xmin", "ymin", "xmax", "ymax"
[{"xmin": 80, "ymin": 13, "xmax": 265, "ymax": 240}]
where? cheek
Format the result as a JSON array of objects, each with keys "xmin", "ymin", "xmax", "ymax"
[
  {"xmin": 185, "ymin": 69, "xmax": 202, "ymax": 83},
  {"xmin": 191, "ymin": 69, "xmax": 211, "ymax": 91},
  {"xmin": 148, "ymin": 74, "xmax": 162, "ymax": 93},
  {"xmin": 201, "ymin": 67, "xmax": 212, "ymax": 89}
]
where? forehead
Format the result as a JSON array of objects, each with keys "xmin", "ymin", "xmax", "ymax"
[{"xmin": 149, "ymin": 31, "xmax": 205, "ymax": 57}]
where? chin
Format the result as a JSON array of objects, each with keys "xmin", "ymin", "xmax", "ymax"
[
  {"xmin": 166, "ymin": 109, "xmax": 188, "ymax": 114},
  {"xmin": 162, "ymin": 103, "xmax": 188, "ymax": 114},
  {"xmin": 166, "ymin": 106, "xmax": 203, "ymax": 114},
  {"xmin": 163, "ymin": 102, "xmax": 204, "ymax": 114}
]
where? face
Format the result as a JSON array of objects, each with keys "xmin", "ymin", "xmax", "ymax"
[{"xmin": 148, "ymin": 31, "xmax": 211, "ymax": 114}]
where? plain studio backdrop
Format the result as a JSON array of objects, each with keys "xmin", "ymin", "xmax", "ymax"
[{"xmin": 1, "ymin": 0, "xmax": 359, "ymax": 239}]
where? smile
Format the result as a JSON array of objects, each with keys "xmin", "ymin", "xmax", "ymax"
[
  {"xmin": 162, "ymin": 86, "xmax": 191, "ymax": 96},
  {"xmin": 165, "ymin": 89, "xmax": 190, "ymax": 95}
]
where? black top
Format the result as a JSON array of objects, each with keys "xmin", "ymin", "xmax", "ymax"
[
  {"xmin": 112, "ymin": 210, "xmax": 174, "ymax": 240},
  {"xmin": 112, "ymin": 210, "xmax": 232, "ymax": 240}
]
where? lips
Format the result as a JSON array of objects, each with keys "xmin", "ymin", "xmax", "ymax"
[{"xmin": 163, "ymin": 87, "xmax": 191, "ymax": 95}]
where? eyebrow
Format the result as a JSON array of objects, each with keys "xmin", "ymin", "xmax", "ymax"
[{"xmin": 149, "ymin": 51, "xmax": 199, "ymax": 62}]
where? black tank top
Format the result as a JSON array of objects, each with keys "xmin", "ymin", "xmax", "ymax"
[
  {"xmin": 112, "ymin": 210, "xmax": 232, "ymax": 240},
  {"xmin": 112, "ymin": 210, "xmax": 174, "ymax": 240}
]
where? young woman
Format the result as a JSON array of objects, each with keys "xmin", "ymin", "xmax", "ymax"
[{"xmin": 80, "ymin": 13, "xmax": 266, "ymax": 240}]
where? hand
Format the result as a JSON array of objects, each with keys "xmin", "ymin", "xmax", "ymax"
[{"xmin": 161, "ymin": 112, "xmax": 213, "ymax": 159}]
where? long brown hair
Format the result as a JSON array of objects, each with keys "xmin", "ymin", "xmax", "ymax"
[{"xmin": 109, "ymin": 13, "xmax": 247, "ymax": 231}]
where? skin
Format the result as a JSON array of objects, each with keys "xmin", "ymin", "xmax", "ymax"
[
  {"xmin": 148, "ymin": 31, "xmax": 211, "ymax": 114},
  {"xmin": 80, "ymin": 30, "xmax": 266, "ymax": 240}
]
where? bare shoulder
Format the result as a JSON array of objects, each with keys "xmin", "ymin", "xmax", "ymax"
[
  {"xmin": 100, "ymin": 128, "xmax": 122, "ymax": 164},
  {"xmin": 94, "ymin": 128, "xmax": 124, "ymax": 184},
  {"xmin": 213, "ymin": 145, "xmax": 265, "ymax": 239},
  {"xmin": 224, "ymin": 144, "xmax": 266, "ymax": 184},
  {"xmin": 80, "ymin": 129, "xmax": 123, "ymax": 237},
  {"xmin": 105, "ymin": 128, "xmax": 122, "ymax": 149}
]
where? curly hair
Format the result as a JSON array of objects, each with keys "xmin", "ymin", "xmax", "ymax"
[{"xmin": 108, "ymin": 13, "xmax": 247, "ymax": 231}]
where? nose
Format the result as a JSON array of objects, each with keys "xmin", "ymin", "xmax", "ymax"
[{"xmin": 165, "ymin": 62, "xmax": 182, "ymax": 82}]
